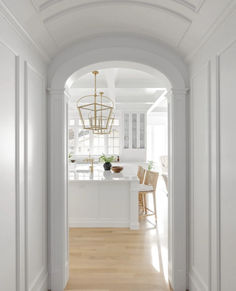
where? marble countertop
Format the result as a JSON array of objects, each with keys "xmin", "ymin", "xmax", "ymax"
[{"xmin": 69, "ymin": 163, "xmax": 139, "ymax": 182}]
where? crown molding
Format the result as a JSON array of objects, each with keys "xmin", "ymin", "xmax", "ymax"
[
  {"xmin": 185, "ymin": 0, "xmax": 236, "ymax": 62},
  {"xmin": 43, "ymin": 0, "xmax": 191, "ymax": 25},
  {"xmin": 0, "ymin": 0, "xmax": 51, "ymax": 63},
  {"xmin": 35, "ymin": 0, "xmax": 204, "ymax": 13},
  {"xmin": 173, "ymin": 0, "xmax": 205, "ymax": 12},
  {"xmin": 33, "ymin": 0, "xmax": 62, "ymax": 12}
]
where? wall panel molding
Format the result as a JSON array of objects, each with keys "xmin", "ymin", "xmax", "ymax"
[
  {"xmin": 0, "ymin": 9, "xmax": 47, "ymax": 290},
  {"xmin": 43, "ymin": 0, "xmax": 191, "ymax": 24},
  {"xmin": 190, "ymin": 61, "xmax": 211, "ymax": 291},
  {"xmin": 186, "ymin": 0, "xmax": 236, "ymax": 62},
  {"xmin": 0, "ymin": 40, "xmax": 17, "ymax": 291},
  {"xmin": 217, "ymin": 39, "xmax": 236, "ymax": 291},
  {"xmin": 15, "ymin": 55, "xmax": 20, "ymax": 291},
  {"xmin": 24, "ymin": 61, "xmax": 29, "ymax": 291},
  {"xmin": 0, "ymin": 0, "xmax": 50, "ymax": 62},
  {"xmin": 24, "ymin": 61, "xmax": 47, "ymax": 291},
  {"xmin": 214, "ymin": 40, "xmax": 236, "ymax": 291},
  {"xmin": 215, "ymin": 54, "xmax": 221, "ymax": 291},
  {"xmin": 190, "ymin": 266, "xmax": 208, "ymax": 291}
]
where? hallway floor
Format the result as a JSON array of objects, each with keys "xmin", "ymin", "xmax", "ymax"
[{"xmin": 65, "ymin": 218, "xmax": 170, "ymax": 291}]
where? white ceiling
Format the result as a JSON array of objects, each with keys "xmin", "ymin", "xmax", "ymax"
[
  {"xmin": 68, "ymin": 68, "xmax": 167, "ymax": 112},
  {"xmin": 2, "ymin": 0, "xmax": 234, "ymax": 60}
]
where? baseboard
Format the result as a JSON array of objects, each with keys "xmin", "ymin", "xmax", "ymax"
[
  {"xmin": 189, "ymin": 268, "xmax": 208, "ymax": 291},
  {"xmin": 129, "ymin": 222, "xmax": 139, "ymax": 230},
  {"xmin": 64, "ymin": 260, "xmax": 69, "ymax": 288},
  {"xmin": 169, "ymin": 281, "xmax": 189, "ymax": 291},
  {"xmin": 69, "ymin": 218, "xmax": 129, "ymax": 228},
  {"xmin": 168, "ymin": 262, "xmax": 173, "ymax": 288},
  {"xmin": 28, "ymin": 267, "xmax": 48, "ymax": 291},
  {"xmin": 36, "ymin": 271, "xmax": 48, "ymax": 291}
]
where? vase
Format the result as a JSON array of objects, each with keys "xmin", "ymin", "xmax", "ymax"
[{"xmin": 103, "ymin": 162, "xmax": 112, "ymax": 171}]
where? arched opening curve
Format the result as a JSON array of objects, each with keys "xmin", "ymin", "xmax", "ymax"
[{"xmin": 47, "ymin": 35, "xmax": 188, "ymax": 291}]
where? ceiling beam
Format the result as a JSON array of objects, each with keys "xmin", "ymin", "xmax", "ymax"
[
  {"xmin": 104, "ymin": 69, "xmax": 119, "ymax": 106},
  {"xmin": 147, "ymin": 89, "xmax": 167, "ymax": 114}
]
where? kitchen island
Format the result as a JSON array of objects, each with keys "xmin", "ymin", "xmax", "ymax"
[{"xmin": 68, "ymin": 164, "xmax": 140, "ymax": 229}]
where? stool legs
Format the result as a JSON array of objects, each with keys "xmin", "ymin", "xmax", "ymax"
[
  {"xmin": 139, "ymin": 191, "xmax": 157, "ymax": 224},
  {"xmin": 152, "ymin": 192, "xmax": 157, "ymax": 224}
]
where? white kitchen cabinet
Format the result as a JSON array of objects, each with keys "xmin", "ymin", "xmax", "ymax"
[{"xmin": 123, "ymin": 112, "xmax": 146, "ymax": 149}]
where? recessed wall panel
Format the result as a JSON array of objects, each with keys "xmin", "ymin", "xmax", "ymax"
[
  {"xmin": 0, "ymin": 43, "xmax": 16, "ymax": 291},
  {"xmin": 219, "ymin": 42, "xmax": 236, "ymax": 291},
  {"xmin": 26, "ymin": 63, "xmax": 47, "ymax": 290},
  {"xmin": 190, "ymin": 63, "xmax": 210, "ymax": 289}
]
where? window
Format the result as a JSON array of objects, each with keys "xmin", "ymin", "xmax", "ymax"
[
  {"xmin": 68, "ymin": 128, "xmax": 75, "ymax": 154},
  {"xmin": 108, "ymin": 128, "xmax": 120, "ymax": 155},
  {"xmin": 68, "ymin": 112, "xmax": 120, "ymax": 156},
  {"xmin": 93, "ymin": 134, "xmax": 105, "ymax": 155},
  {"xmin": 77, "ymin": 130, "xmax": 90, "ymax": 155},
  {"xmin": 69, "ymin": 119, "xmax": 75, "ymax": 126}
]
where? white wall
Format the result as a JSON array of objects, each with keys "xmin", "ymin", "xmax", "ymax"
[
  {"xmin": 147, "ymin": 111, "xmax": 168, "ymax": 163},
  {"xmin": 189, "ymin": 6, "xmax": 236, "ymax": 291},
  {"xmin": 0, "ymin": 4, "xmax": 47, "ymax": 291}
]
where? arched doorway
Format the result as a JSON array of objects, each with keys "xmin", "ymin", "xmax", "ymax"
[{"xmin": 47, "ymin": 35, "xmax": 188, "ymax": 291}]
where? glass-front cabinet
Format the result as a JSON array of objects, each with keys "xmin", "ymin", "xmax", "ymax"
[{"xmin": 123, "ymin": 112, "xmax": 146, "ymax": 149}]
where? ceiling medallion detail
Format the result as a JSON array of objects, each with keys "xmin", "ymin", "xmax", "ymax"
[{"xmin": 77, "ymin": 71, "xmax": 115, "ymax": 135}]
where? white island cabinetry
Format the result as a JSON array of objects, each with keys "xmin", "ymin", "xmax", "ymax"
[{"xmin": 68, "ymin": 165, "xmax": 140, "ymax": 229}]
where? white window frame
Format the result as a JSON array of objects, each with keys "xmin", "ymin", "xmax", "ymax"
[{"xmin": 68, "ymin": 110, "xmax": 120, "ymax": 157}]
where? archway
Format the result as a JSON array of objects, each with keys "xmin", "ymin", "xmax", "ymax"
[{"xmin": 47, "ymin": 35, "xmax": 188, "ymax": 291}]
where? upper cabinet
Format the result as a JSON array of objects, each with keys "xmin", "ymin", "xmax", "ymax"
[
  {"xmin": 124, "ymin": 113, "xmax": 130, "ymax": 149},
  {"xmin": 140, "ymin": 113, "xmax": 145, "ymax": 149},
  {"xmin": 123, "ymin": 112, "xmax": 146, "ymax": 149}
]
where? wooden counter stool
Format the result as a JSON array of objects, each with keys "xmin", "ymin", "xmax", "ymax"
[
  {"xmin": 139, "ymin": 170, "xmax": 159, "ymax": 224},
  {"xmin": 137, "ymin": 165, "xmax": 145, "ymax": 184},
  {"xmin": 137, "ymin": 166, "xmax": 146, "ymax": 210}
]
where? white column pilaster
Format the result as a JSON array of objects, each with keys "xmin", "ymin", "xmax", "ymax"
[
  {"xmin": 167, "ymin": 88, "xmax": 189, "ymax": 291},
  {"xmin": 48, "ymin": 89, "xmax": 68, "ymax": 291}
]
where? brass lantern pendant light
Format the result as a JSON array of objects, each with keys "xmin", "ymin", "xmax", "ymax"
[{"xmin": 77, "ymin": 71, "xmax": 114, "ymax": 134}]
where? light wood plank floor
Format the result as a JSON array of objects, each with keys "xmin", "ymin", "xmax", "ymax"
[{"xmin": 65, "ymin": 220, "xmax": 170, "ymax": 291}]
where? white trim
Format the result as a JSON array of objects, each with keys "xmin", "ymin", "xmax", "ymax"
[
  {"xmin": 189, "ymin": 267, "xmax": 208, "ymax": 291},
  {"xmin": 48, "ymin": 40, "xmax": 188, "ymax": 291},
  {"xmin": 24, "ymin": 61, "xmax": 47, "ymax": 291},
  {"xmin": 35, "ymin": 272, "xmax": 48, "ymax": 291},
  {"xmin": 215, "ymin": 43, "xmax": 232, "ymax": 291},
  {"xmin": 207, "ymin": 61, "xmax": 212, "ymax": 291},
  {"xmin": 168, "ymin": 88, "xmax": 187, "ymax": 291},
  {"xmin": 147, "ymin": 89, "xmax": 167, "ymax": 114},
  {"xmin": 173, "ymin": 0, "xmax": 205, "ymax": 12},
  {"xmin": 24, "ymin": 61, "xmax": 29, "ymax": 291},
  {"xmin": 190, "ymin": 61, "xmax": 212, "ymax": 291},
  {"xmin": 43, "ymin": 1, "xmax": 191, "ymax": 25},
  {"xmin": 15, "ymin": 54, "xmax": 21, "ymax": 291},
  {"xmin": 29, "ymin": 267, "xmax": 47, "ymax": 291},
  {"xmin": 0, "ymin": 0, "xmax": 50, "ymax": 62},
  {"xmin": 186, "ymin": 0, "xmax": 236, "ymax": 62},
  {"xmin": 215, "ymin": 54, "xmax": 221, "ymax": 291},
  {"xmin": 36, "ymin": 0, "xmax": 204, "ymax": 13},
  {"xmin": 48, "ymin": 89, "xmax": 68, "ymax": 291}
]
